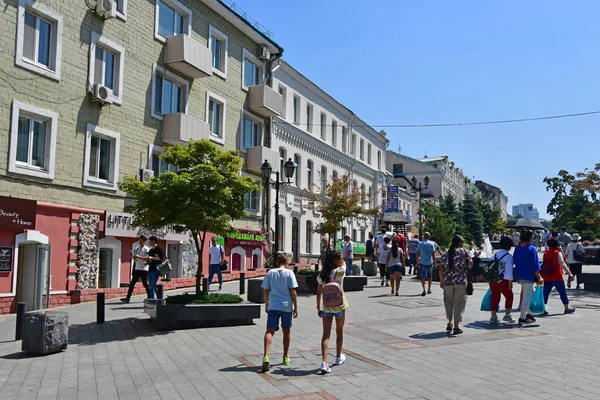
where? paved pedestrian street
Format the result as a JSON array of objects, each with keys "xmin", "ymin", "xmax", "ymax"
[{"xmin": 1, "ymin": 276, "xmax": 600, "ymax": 400}]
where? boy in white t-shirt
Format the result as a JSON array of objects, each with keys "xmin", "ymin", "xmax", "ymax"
[{"xmin": 121, "ymin": 235, "xmax": 150, "ymax": 303}]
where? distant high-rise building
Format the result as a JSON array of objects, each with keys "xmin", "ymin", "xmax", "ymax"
[{"xmin": 512, "ymin": 204, "xmax": 540, "ymax": 221}]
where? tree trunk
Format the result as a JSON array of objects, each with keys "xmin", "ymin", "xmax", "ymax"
[{"xmin": 192, "ymin": 230, "xmax": 202, "ymax": 294}]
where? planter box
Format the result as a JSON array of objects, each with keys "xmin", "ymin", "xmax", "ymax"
[
  {"xmin": 343, "ymin": 276, "xmax": 368, "ymax": 292},
  {"xmin": 296, "ymin": 274, "xmax": 318, "ymax": 295},
  {"xmin": 144, "ymin": 300, "xmax": 261, "ymax": 330},
  {"xmin": 247, "ymin": 279, "xmax": 264, "ymax": 303}
]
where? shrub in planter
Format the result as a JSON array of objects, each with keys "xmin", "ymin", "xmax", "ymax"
[
  {"xmin": 165, "ymin": 293, "xmax": 243, "ymax": 305},
  {"xmin": 296, "ymin": 268, "xmax": 315, "ymax": 276}
]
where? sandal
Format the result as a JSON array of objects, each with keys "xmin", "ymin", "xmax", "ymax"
[
  {"xmin": 446, "ymin": 323, "xmax": 453, "ymax": 333},
  {"xmin": 453, "ymin": 328, "xmax": 463, "ymax": 335}
]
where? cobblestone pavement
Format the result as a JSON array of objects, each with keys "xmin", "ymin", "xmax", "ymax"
[{"xmin": 1, "ymin": 270, "xmax": 600, "ymax": 400}]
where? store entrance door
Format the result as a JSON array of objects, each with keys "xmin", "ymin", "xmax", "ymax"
[{"xmin": 16, "ymin": 244, "xmax": 51, "ymax": 311}]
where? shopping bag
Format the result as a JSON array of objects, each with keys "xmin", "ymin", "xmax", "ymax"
[
  {"xmin": 529, "ymin": 285, "xmax": 546, "ymax": 315},
  {"xmin": 480, "ymin": 288, "xmax": 493, "ymax": 311}
]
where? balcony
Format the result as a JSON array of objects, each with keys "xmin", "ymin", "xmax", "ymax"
[
  {"xmin": 245, "ymin": 146, "xmax": 279, "ymax": 176},
  {"xmin": 165, "ymin": 34, "xmax": 212, "ymax": 79},
  {"xmin": 162, "ymin": 113, "xmax": 210, "ymax": 145},
  {"xmin": 247, "ymin": 85, "xmax": 283, "ymax": 117}
]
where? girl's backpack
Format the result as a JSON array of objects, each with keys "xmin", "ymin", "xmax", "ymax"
[{"xmin": 322, "ymin": 281, "xmax": 344, "ymax": 308}]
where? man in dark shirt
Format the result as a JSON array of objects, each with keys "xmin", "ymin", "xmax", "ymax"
[
  {"xmin": 366, "ymin": 233, "xmax": 374, "ymax": 261},
  {"xmin": 147, "ymin": 236, "xmax": 165, "ymax": 301}
]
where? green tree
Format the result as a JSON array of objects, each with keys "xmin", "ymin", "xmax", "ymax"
[
  {"xmin": 479, "ymin": 198, "xmax": 502, "ymax": 237},
  {"xmin": 439, "ymin": 195, "xmax": 463, "ymax": 234},
  {"xmin": 119, "ymin": 140, "xmax": 259, "ymax": 294},
  {"xmin": 422, "ymin": 203, "xmax": 457, "ymax": 248},
  {"xmin": 305, "ymin": 174, "xmax": 378, "ymax": 245},
  {"xmin": 461, "ymin": 189, "xmax": 484, "ymax": 246}
]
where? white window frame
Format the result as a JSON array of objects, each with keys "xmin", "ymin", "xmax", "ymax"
[
  {"xmin": 293, "ymin": 153, "xmax": 301, "ymax": 187},
  {"xmin": 306, "ymin": 103, "xmax": 313, "ymax": 132},
  {"xmin": 359, "ymin": 138, "xmax": 365, "ymax": 160},
  {"xmin": 148, "ymin": 144, "xmax": 177, "ymax": 177},
  {"xmin": 114, "ymin": 0, "xmax": 128, "ymax": 21},
  {"xmin": 151, "ymin": 64, "xmax": 189, "ymax": 120},
  {"xmin": 367, "ymin": 143, "xmax": 372, "ymax": 164},
  {"xmin": 205, "ymin": 91, "xmax": 226, "ymax": 145},
  {"xmin": 240, "ymin": 110, "xmax": 263, "ymax": 152},
  {"xmin": 8, "ymin": 101, "xmax": 58, "ymax": 180},
  {"xmin": 88, "ymin": 32, "xmax": 125, "ymax": 105},
  {"xmin": 292, "ymin": 94, "xmax": 301, "ymax": 125},
  {"xmin": 278, "ymin": 84, "xmax": 287, "ymax": 119},
  {"xmin": 241, "ymin": 48, "xmax": 264, "ymax": 91},
  {"xmin": 241, "ymin": 173, "xmax": 261, "ymax": 217},
  {"xmin": 83, "ymin": 123, "xmax": 120, "ymax": 191},
  {"xmin": 15, "ymin": 0, "xmax": 63, "ymax": 81},
  {"xmin": 154, "ymin": 0, "xmax": 192, "ymax": 43},
  {"xmin": 320, "ymin": 113, "xmax": 327, "ymax": 140},
  {"xmin": 341, "ymin": 126, "xmax": 347, "ymax": 153},
  {"xmin": 208, "ymin": 25, "xmax": 228, "ymax": 79},
  {"xmin": 351, "ymin": 134, "xmax": 357, "ymax": 155}
]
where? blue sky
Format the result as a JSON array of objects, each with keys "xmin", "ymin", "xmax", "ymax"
[{"xmin": 233, "ymin": 0, "xmax": 600, "ymax": 219}]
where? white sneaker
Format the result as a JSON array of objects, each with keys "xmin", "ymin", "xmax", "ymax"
[
  {"xmin": 335, "ymin": 354, "xmax": 346, "ymax": 365},
  {"xmin": 319, "ymin": 362, "xmax": 331, "ymax": 374},
  {"xmin": 218, "ymin": 287, "xmax": 223, "ymax": 292}
]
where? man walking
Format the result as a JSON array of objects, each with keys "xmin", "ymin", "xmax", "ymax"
[
  {"xmin": 417, "ymin": 232, "xmax": 437, "ymax": 296},
  {"xmin": 342, "ymin": 235, "xmax": 354, "ymax": 276},
  {"xmin": 408, "ymin": 235, "xmax": 419, "ymax": 275},
  {"xmin": 121, "ymin": 235, "xmax": 150, "ymax": 303},
  {"xmin": 208, "ymin": 236, "xmax": 224, "ymax": 291},
  {"xmin": 146, "ymin": 236, "xmax": 165, "ymax": 302},
  {"xmin": 513, "ymin": 230, "xmax": 543, "ymax": 325}
]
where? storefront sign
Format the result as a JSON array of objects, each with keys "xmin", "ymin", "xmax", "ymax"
[
  {"xmin": 337, "ymin": 240, "xmax": 367, "ymax": 255},
  {"xmin": 385, "ymin": 186, "xmax": 399, "ymax": 212},
  {"xmin": 104, "ymin": 211, "xmax": 189, "ymax": 242},
  {"xmin": 383, "ymin": 211, "xmax": 411, "ymax": 223},
  {"xmin": 0, "ymin": 196, "xmax": 36, "ymax": 230},
  {"xmin": 0, "ymin": 247, "xmax": 13, "ymax": 272},
  {"xmin": 226, "ymin": 229, "xmax": 267, "ymax": 246}
]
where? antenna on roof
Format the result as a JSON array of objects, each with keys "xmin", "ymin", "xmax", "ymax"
[
  {"xmin": 397, "ymin": 143, "xmax": 402, "ymax": 154},
  {"xmin": 424, "ymin": 150, "xmax": 428, "ymax": 158}
]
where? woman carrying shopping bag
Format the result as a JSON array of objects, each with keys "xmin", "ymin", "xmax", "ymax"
[
  {"xmin": 486, "ymin": 237, "xmax": 516, "ymax": 324},
  {"xmin": 540, "ymin": 239, "xmax": 576, "ymax": 315},
  {"xmin": 439, "ymin": 235, "xmax": 471, "ymax": 335}
]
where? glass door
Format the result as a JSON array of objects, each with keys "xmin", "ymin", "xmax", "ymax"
[
  {"xmin": 34, "ymin": 244, "xmax": 51, "ymax": 310},
  {"xmin": 98, "ymin": 248, "xmax": 113, "ymax": 288}
]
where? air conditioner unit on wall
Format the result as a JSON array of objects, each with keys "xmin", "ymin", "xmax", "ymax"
[
  {"xmin": 259, "ymin": 46, "xmax": 270, "ymax": 61},
  {"xmin": 96, "ymin": 0, "xmax": 117, "ymax": 18},
  {"xmin": 91, "ymin": 84, "xmax": 113, "ymax": 104},
  {"xmin": 140, "ymin": 169, "xmax": 154, "ymax": 184}
]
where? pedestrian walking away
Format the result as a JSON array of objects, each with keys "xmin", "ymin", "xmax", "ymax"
[
  {"xmin": 566, "ymin": 233, "xmax": 584, "ymax": 289},
  {"xmin": 261, "ymin": 253, "xmax": 299, "ymax": 372},
  {"xmin": 387, "ymin": 238, "xmax": 404, "ymax": 296},
  {"xmin": 121, "ymin": 235, "xmax": 150, "ymax": 303},
  {"xmin": 378, "ymin": 236, "xmax": 391, "ymax": 286},
  {"xmin": 439, "ymin": 235, "xmax": 471, "ymax": 335},
  {"xmin": 342, "ymin": 235, "xmax": 354, "ymax": 276},
  {"xmin": 487, "ymin": 237, "xmax": 516, "ymax": 324},
  {"xmin": 366, "ymin": 233, "xmax": 375, "ymax": 261},
  {"xmin": 316, "ymin": 250, "xmax": 348, "ymax": 374},
  {"xmin": 408, "ymin": 234, "xmax": 419, "ymax": 275},
  {"xmin": 541, "ymin": 239, "xmax": 575, "ymax": 315},
  {"xmin": 558, "ymin": 227, "xmax": 572, "ymax": 253},
  {"xmin": 146, "ymin": 236, "xmax": 165, "ymax": 302},
  {"xmin": 208, "ymin": 237, "xmax": 225, "ymax": 291},
  {"xmin": 417, "ymin": 232, "xmax": 437, "ymax": 296},
  {"xmin": 513, "ymin": 230, "xmax": 543, "ymax": 325}
]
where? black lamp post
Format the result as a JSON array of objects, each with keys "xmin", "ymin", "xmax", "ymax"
[
  {"xmin": 403, "ymin": 175, "xmax": 429, "ymax": 239},
  {"xmin": 261, "ymin": 158, "xmax": 297, "ymax": 257}
]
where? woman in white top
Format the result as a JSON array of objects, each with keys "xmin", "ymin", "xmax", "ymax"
[
  {"xmin": 488, "ymin": 237, "xmax": 516, "ymax": 324},
  {"xmin": 566, "ymin": 234, "xmax": 584, "ymax": 289},
  {"xmin": 386, "ymin": 238, "xmax": 404, "ymax": 296},
  {"xmin": 378, "ymin": 236, "xmax": 392, "ymax": 287}
]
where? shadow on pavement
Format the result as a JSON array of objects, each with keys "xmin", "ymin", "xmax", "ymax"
[
  {"xmin": 409, "ymin": 332, "xmax": 450, "ymax": 340},
  {"xmin": 219, "ymin": 364, "xmax": 263, "ymax": 374},
  {"xmin": 270, "ymin": 367, "xmax": 320, "ymax": 378},
  {"xmin": 67, "ymin": 316, "xmax": 170, "ymax": 345},
  {"xmin": 0, "ymin": 352, "xmax": 45, "ymax": 360},
  {"xmin": 464, "ymin": 321, "xmax": 522, "ymax": 330}
]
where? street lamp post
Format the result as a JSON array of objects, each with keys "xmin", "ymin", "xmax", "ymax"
[
  {"xmin": 261, "ymin": 158, "xmax": 297, "ymax": 258},
  {"xmin": 401, "ymin": 175, "xmax": 429, "ymax": 239}
]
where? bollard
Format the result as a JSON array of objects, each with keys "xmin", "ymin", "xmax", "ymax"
[
  {"xmin": 96, "ymin": 293, "xmax": 105, "ymax": 324},
  {"xmin": 202, "ymin": 277, "xmax": 209, "ymax": 294},
  {"xmin": 293, "ymin": 266, "xmax": 298, "ymax": 274},
  {"xmin": 15, "ymin": 302, "xmax": 26, "ymax": 341},
  {"xmin": 156, "ymin": 284, "xmax": 164, "ymax": 300},
  {"xmin": 239, "ymin": 272, "xmax": 246, "ymax": 295}
]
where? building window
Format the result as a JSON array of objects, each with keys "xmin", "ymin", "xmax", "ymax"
[
  {"xmin": 88, "ymin": 32, "xmax": 124, "ymax": 104},
  {"xmin": 361, "ymin": 230, "xmax": 366, "ymax": 242},
  {"xmin": 377, "ymin": 151, "xmax": 382, "ymax": 170},
  {"xmin": 306, "ymin": 221, "xmax": 313, "ymax": 254},
  {"xmin": 351, "ymin": 134, "xmax": 357, "ymax": 155},
  {"xmin": 149, "ymin": 144, "xmax": 176, "ymax": 177},
  {"xmin": 83, "ymin": 124, "xmax": 120, "ymax": 191},
  {"xmin": 8, "ymin": 101, "xmax": 58, "ymax": 180},
  {"xmin": 292, "ymin": 95, "xmax": 300, "ymax": 125},
  {"xmin": 293, "ymin": 154, "xmax": 301, "ymax": 187},
  {"xmin": 151, "ymin": 64, "xmax": 188, "ymax": 119},
  {"xmin": 205, "ymin": 91, "xmax": 226, "ymax": 145},
  {"xmin": 392, "ymin": 163, "xmax": 404, "ymax": 178},
  {"xmin": 332, "ymin": 170, "xmax": 338, "ymax": 180},
  {"xmin": 331, "ymin": 120, "xmax": 337, "ymax": 146},
  {"xmin": 242, "ymin": 49, "xmax": 263, "ymax": 90},
  {"xmin": 353, "ymin": 179, "xmax": 358, "ymax": 192},
  {"xmin": 320, "ymin": 165, "xmax": 327, "ymax": 195},
  {"xmin": 307, "ymin": 160, "xmax": 313, "ymax": 190},
  {"xmin": 306, "ymin": 103, "xmax": 313, "ymax": 132},
  {"xmin": 341, "ymin": 227, "xmax": 347, "ymax": 239},
  {"xmin": 208, "ymin": 25, "xmax": 228, "ymax": 78},
  {"xmin": 155, "ymin": 0, "xmax": 190, "ymax": 41},
  {"xmin": 278, "ymin": 84, "xmax": 287, "ymax": 119},
  {"xmin": 241, "ymin": 111, "xmax": 262, "ymax": 150},
  {"xmin": 361, "ymin": 183, "xmax": 366, "ymax": 206},
  {"xmin": 368, "ymin": 186, "xmax": 373, "ymax": 207},
  {"xmin": 16, "ymin": 0, "xmax": 63, "ymax": 81},
  {"xmin": 342, "ymin": 127, "xmax": 347, "ymax": 153},
  {"xmin": 352, "ymin": 229, "xmax": 357, "ymax": 242},
  {"xmin": 367, "ymin": 143, "xmax": 372, "ymax": 164},
  {"xmin": 244, "ymin": 189, "xmax": 259, "ymax": 212},
  {"xmin": 359, "ymin": 139, "xmax": 365, "ymax": 160},
  {"xmin": 320, "ymin": 113, "xmax": 327, "ymax": 140},
  {"xmin": 113, "ymin": 0, "xmax": 128, "ymax": 20},
  {"xmin": 279, "ymin": 147, "xmax": 286, "ymax": 175}
]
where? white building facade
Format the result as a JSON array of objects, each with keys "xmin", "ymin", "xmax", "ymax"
[
  {"xmin": 512, "ymin": 204, "xmax": 539, "ymax": 221},
  {"xmin": 268, "ymin": 61, "xmax": 388, "ymax": 264}
]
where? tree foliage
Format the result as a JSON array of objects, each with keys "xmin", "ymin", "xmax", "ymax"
[
  {"xmin": 478, "ymin": 197, "xmax": 502, "ymax": 237},
  {"xmin": 422, "ymin": 202, "xmax": 457, "ymax": 248},
  {"xmin": 460, "ymin": 189, "xmax": 484, "ymax": 246},
  {"xmin": 305, "ymin": 174, "xmax": 378, "ymax": 243},
  {"xmin": 439, "ymin": 195, "xmax": 463, "ymax": 234},
  {"xmin": 119, "ymin": 140, "xmax": 259, "ymax": 294}
]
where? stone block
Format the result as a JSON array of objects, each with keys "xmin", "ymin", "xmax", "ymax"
[
  {"xmin": 247, "ymin": 279, "xmax": 264, "ymax": 303},
  {"xmin": 362, "ymin": 261, "xmax": 377, "ymax": 276},
  {"xmin": 343, "ymin": 276, "xmax": 368, "ymax": 292},
  {"xmin": 22, "ymin": 311, "xmax": 68, "ymax": 355}
]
